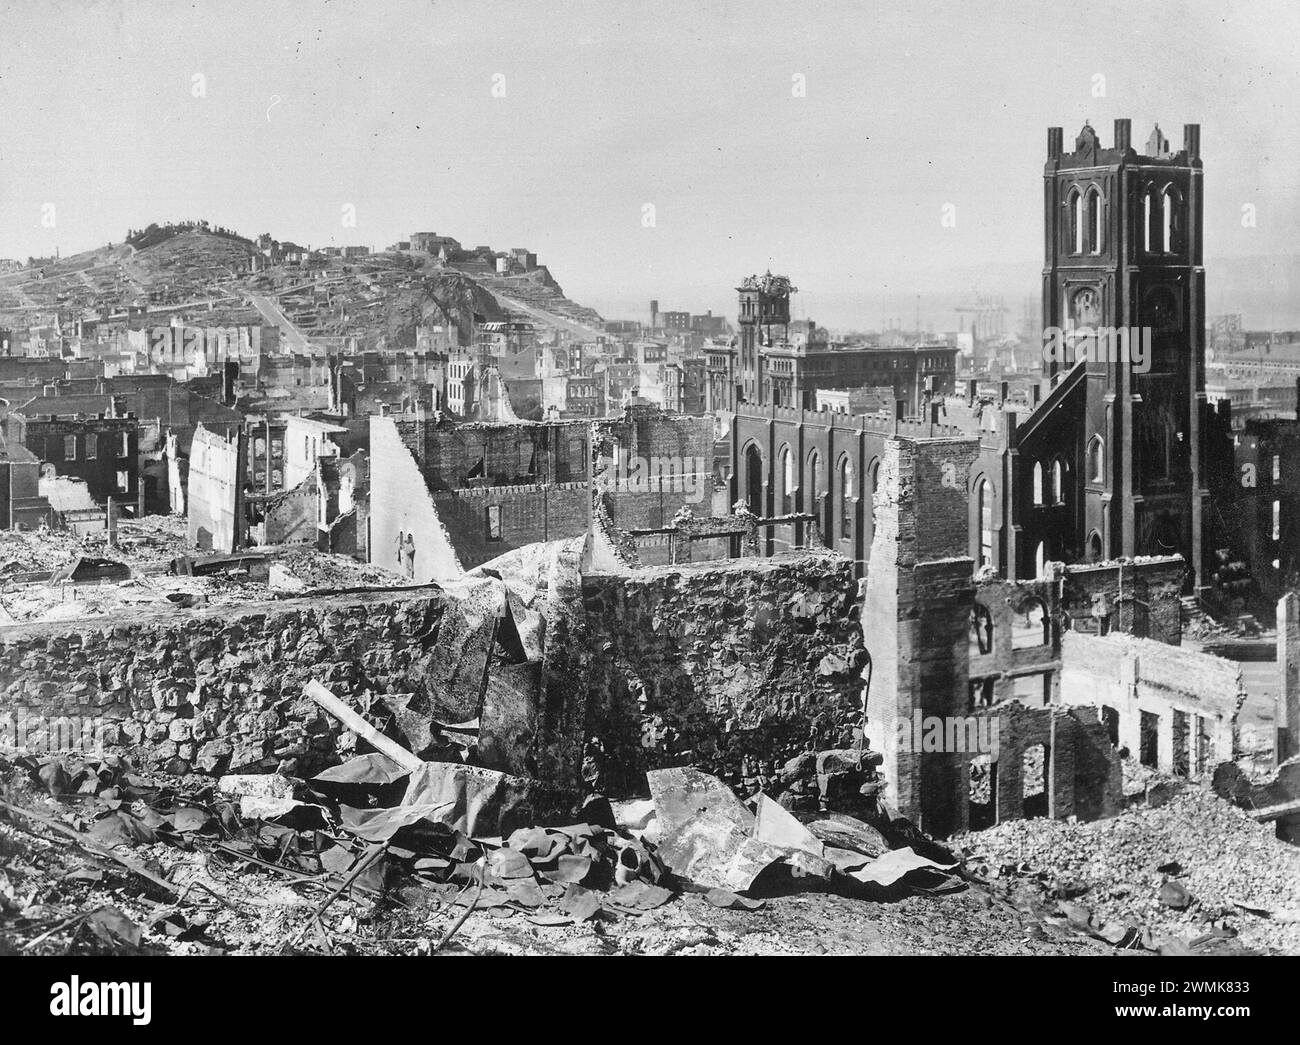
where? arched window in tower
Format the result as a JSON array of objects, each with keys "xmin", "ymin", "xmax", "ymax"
[
  {"xmin": 1087, "ymin": 188, "xmax": 1103, "ymax": 253},
  {"xmin": 1035, "ymin": 540, "xmax": 1049, "ymax": 579},
  {"xmin": 1051, "ymin": 458, "xmax": 1064, "ymax": 505},
  {"xmin": 777, "ymin": 445, "xmax": 793, "ymax": 515},
  {"xmin": 1069, "ymin": 189, "xmax": 1084, "ymax": 254},
  {"xmin": 806, "ymin": 450, "xmax": 821, "ymax": 513},
  {"xmin": 1142, "ymin": 187, "xmax": 1156, "ymax": 253},
  {"xmin": 977, "ymin": 477, "xmax": 994, "ymax": 567},
  {"xmin": 1032, "ymin": 461, "xmax": 1044, "ymax": 506},
  {"xmin": 744, "ymin": 443, "xmax": 764, "ymax": 516},
  {"xmin": 1088, "ymin": 436, "xmax": 1105, "ymax": 484},
  {"xmin": 838, "ymin": 455, "xmax": 854, "ymax": 539},
  {"xmin": 1161, "ymin": 185, "xmax": 1181, "ymax": 253}
]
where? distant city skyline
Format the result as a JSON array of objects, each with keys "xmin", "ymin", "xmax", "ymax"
[{"xmin": 3, "ymin": 0, "xmax": 1299, "ymax": 328}]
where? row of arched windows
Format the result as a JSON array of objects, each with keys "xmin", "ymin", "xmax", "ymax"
[
  {"xmin": 750, "ymin": 443, "xmax": 883, "ymax": 543},
  {"xmin": 1067, "ymin": 187, "xmax": 1106, "ymax": 255},
  {"xmin": 1031, "ymin": 459, "xmax": 1065, "ymax": 507},
  {"xmin": 1142, "ymin": 184, "xmax": 1182, "ymax": 255},
  {"xmin": 1066, "ymin": 183, "xmax": 1182, "ymax": 256}
]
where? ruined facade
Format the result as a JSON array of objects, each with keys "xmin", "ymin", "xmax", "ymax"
[
  {"xmin": 368, "ymin": 406, "xmax": 715, "ymax": 577},
  {"xmin": 859, "ymin": 430, "xmax": 1228, "ymax": 835},
  {"xmin": 186, "ymin": 424, "xmax": 245, "ymax": 552}
]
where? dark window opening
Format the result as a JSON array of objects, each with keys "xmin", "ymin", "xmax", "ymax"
[
  {"xmin": 970, "ymin": 604, "xmax": 994, "ymax": 658},
  {"xmin": 1101, "ymin": 705, "xmax": 1120, "ymax": 747},
  {"xmin": 1022, "ymin": 743, "xmax": 1049, "ymax": 819},
  {"xmin": 969, "ymin": 754, "xmax": 997, "ymax": 831},
  {"xmin": 1171, "ymin": 710, "xmax": 1190, "ymax": 777},
  {"xmin": 968, "ymin": 677, "xmax": 994, "ymax": 711},
  {"xmin": 1011, "ymin": 598, "xmax": 1050, "ymax": 649},
  {"xmin": 1139, "ymin": 710, "xmax": 1159, "ymax": 768}
]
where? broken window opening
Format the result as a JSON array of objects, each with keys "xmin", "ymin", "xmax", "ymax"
[
  {"xmin": 968, "ymin": 676, "xmax": 994, "ymax": 711},
  {"xmin": 1194, "ymin": 714, "xmax": 1209, "ymax": 776},
  {"xmin": 1101, "ymin": 705, "xmax": 1120, "ymax": 747},
  {"xmin": 969, "ymin": 603, "xmax": 994, "ymax": 657},
  {"xmin": 1139, "ymin": 710, "xmax": 1159, "ymax": 768},
  {"xmin": 1171, "ymin": 709, "xmax": 1190, "ymax": 778},
  {"xmin": 1011, "ymin": 598, "xmax": 1049, "ymax": 649},
  {"xmin": 1022, "ymin": 743, "xmax": 1049, "ymax": 819},
  {"xmin": 1012, "ymin": 672, "xmax": 1051, "ymax": 706},
  {"xmin": 969, "ymin": 754, "xmax": 997, "ymax": 831}
]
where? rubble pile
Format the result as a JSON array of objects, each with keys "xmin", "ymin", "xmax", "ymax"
[
  {"xmin": 0, "ymin": 718, "xmax": 960, "ymax": 956},
  {"xmin": 960, "ymin": 786, "xmax": 1300, "ymax": 954},
  {"xmin": 268, "ymin": 551, "xmax": 402, "ymax": 593},
  {"xmin": 0, "ymin": 517, "xmax": 187, "ymax": 577}
]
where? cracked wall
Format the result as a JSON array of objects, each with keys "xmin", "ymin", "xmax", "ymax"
[{"xmin": 581, "ymin": 552, "xmax": 864, "ymax": 798}]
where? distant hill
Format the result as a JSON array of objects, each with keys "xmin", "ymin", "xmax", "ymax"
[{"xmin": 0, "ymin": 224, "xmax": 605, "ymax": 346}]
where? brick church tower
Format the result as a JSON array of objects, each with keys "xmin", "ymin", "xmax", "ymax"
[
  {"xmin": 1034, "ymin": 118, "xmax": 1206, "ymax": 590},
  {"xmin": 735, "ymin": 271, "xmax": 795, "ymax": 405}
]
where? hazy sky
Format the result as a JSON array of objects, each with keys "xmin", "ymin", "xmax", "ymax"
[{"xmin": 2, "ymin": 0, "xmax": 1298, "ymax": 327}]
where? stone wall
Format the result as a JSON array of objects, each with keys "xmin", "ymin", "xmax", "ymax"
[
  {"xmin": 581, "ymin": 552, "xmax": 864, "ymax": 797},
  {"xmin": 0, "ymin": 551, "xmax": 864, "ymax": 806},
  {"xmin": 0, "ymin": 583, "xmax": 500, "ymax": 778}
]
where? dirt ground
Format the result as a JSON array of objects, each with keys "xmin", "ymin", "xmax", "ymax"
[{"xmin": 1, "ymin": 752, "xmax": 1287, "ymax": 958}]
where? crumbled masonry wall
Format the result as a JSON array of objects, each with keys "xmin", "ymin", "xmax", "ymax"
[
  {"xmin": 186, "ymin": 425, "xmax": 244, "ymax": 553},
  {"xmin": 0, "ymin": 585, "xmax": 500, "ymax": 778},
  {"xmin": 0, "ymin": 552, "xmax": 862, "ymax": 802},
  {"xmin": 970, "ymin": 576, "xmax": 1060, "ymax": 705},
  {"xmin": 968, "ymin": 703, "xmax": 1122, "ymax": 825},
  {"xmin": 432, "ymin": 482, "xmax": 590, "ymax": 569},
  {"xmin": 1058, "ymin": 556, "xmax": 1185, "ymax": 645},
  {"xmin": 262, "ymin": 470, "xmax": 319, "ymax": 546},
  {"xmin": 863, "ymin": 437, "xmax": 979, "ymax": 837},
  {"xmin": 369, "ymin": 416, "xmax": 462, "ymax": 581},
  {"xmin": 967, "ymin": 556, "xmax": 1186, "ymax": 707},
  {"xmin": 581, "ymin": 553, "xmax": 865, "ymax": 798},
  {"xmin": 1059, "ymin": 631, "xmax": 1243, "ymax": 775}
]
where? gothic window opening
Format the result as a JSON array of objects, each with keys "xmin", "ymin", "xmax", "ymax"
[
  {"xmin": 1069, "ymin": 189, "xmax": 1084, "ymax": 254},
  {"xmin": 1088, "ymin": 436, "xmax": 1105, "ymax": 484},
  {"xmin": 778, "ymin": 445, "xmax": 793, "ymax": 514},
  {"xmin": 838, "ymin": 455, "xmax": 854, "ymax": 539},
  {"xmin": 1087, "ymin": 188, "xmax": 1103, "ymax": 253},
  {"xmin": 977, "ymin": 477, "xmax": 993, "ymax": 567},
  {"xmin": 1161, "ymin": 186, "xmax": 1181, "ymax": 253}
]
